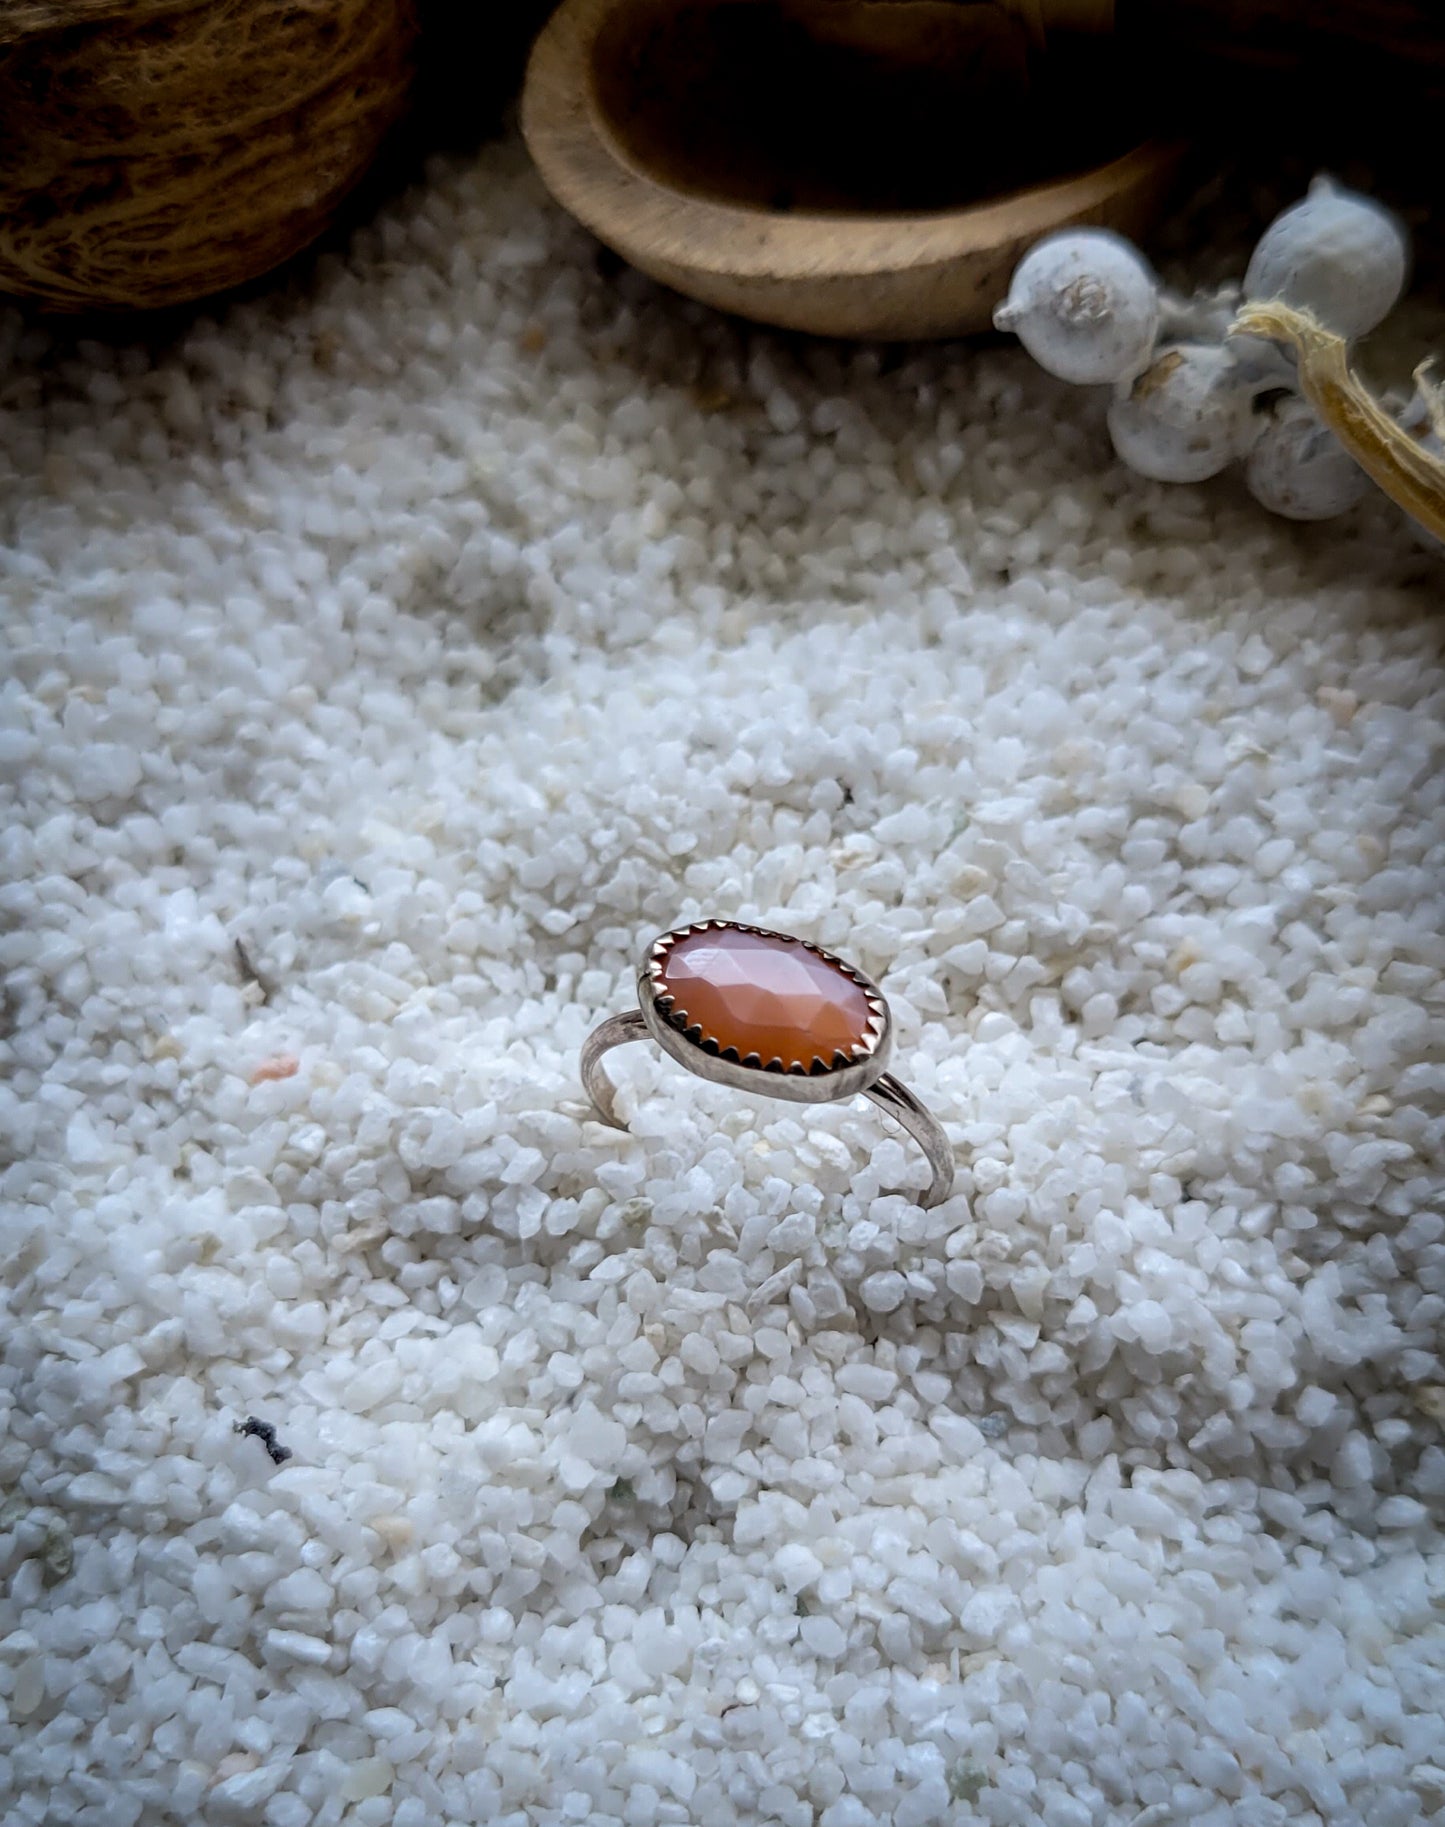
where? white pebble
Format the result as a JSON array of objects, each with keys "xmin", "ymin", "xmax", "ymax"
[
  {"xmin": 680, "ymin": 1334, "xmax": 720, "ymax": 1376},
  {"xmin": 210, "ymin": 1764, "xmax": 287, "ymax": 1808},
  {"xmin": 268, "ymin": 1568, "xmax": 332, "ymax": 1613},
  {"xmin": 837, "ymin": 1363, "xmax": 898, "ymax": 1401},
  {"xmin": 859, "ymin": 1272, "xmax": 907, "ymax": 1314},
  {"xmin": 633, "ymin": 1613, "xmax": 689, "ymax": 1677},
  {"xmin": 265, "ymin": 1630, "xmax": 335, "ymax": 1667},
  {"xmin": 959, "ymin": 1589, "xmax": 1014, "ymax": 1639},
  {"xmin": 340, "ymin": 1759, "xmax": 395, "ymax": 1802},
  {"xmin": 774, "ymin": 1543, "xmax": 824, "ymax": 1593},
  {"xmin": 800, "ymin": 1615, "xmax": 848, "ymax": 1659}
]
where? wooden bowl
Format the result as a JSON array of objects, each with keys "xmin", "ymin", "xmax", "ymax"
[
  {"xmin": 522, "ymin": 0, "xmax": 1183, "ymax": 340},
  {"xmin": 0, "ymin": 0, "xmax": 420, "ymax": 313}
]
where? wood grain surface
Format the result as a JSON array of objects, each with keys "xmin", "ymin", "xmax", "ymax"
[{"xmin": 523, "ymin": 0, "xmax": 1180, "ymax": 339}]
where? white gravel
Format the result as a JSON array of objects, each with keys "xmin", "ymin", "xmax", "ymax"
[{"xmin": 1, "ymin": 137, "xmax": 1443, "ymax": 1827}]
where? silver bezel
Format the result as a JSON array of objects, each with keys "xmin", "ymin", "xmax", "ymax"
[{"xmin": 637, "ymin": 920, "xmax": 892, "ymax": 1105}]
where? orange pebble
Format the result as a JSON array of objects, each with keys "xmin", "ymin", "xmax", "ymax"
[{"xmin": 249, "ymin": 1055, "xmax": 300, "ymax": 1084}]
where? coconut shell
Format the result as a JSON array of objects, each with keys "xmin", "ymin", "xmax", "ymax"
[{"xmin": 0, "ymin": 0, "xmax": 421, "ymax": 311}]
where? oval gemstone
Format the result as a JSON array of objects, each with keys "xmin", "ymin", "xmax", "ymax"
[{"xmin": 654, "ymin": 924, "xmax": 874, "ymax": 1072}]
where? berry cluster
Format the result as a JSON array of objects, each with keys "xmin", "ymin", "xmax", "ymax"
[{"xmin": 994, "ymin": 179, "xmax": 1418, "ymax": 525}]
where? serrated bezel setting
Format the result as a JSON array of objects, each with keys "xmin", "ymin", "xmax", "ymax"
[{"xmin": 637, "ymin": 920, "xmax": 893, "ymax": 1105}]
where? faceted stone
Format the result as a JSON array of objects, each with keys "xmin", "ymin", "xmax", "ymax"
[{"xmin": 655, "ymin": 925, "xmax": 873, "ymax": 1072}]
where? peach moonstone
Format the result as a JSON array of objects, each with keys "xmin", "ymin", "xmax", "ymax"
[{"xmin": 656, "ymin": 925, "xmax": 872, "ymax": 1071}]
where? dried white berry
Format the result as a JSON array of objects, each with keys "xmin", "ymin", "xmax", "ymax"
[
  {"xmin": 994, "ymin": 230, "xmax": 1159, "ymax": 386},
  {"xmin": 1244, "ymin": 176, "xmax": 1409, "ymax": 341},
  {"xmin": 1244, "ymin": 394, "xmax": 1368, "ymax": 520},
  {"xmin": 1107, "ymin": 344, "xmax": 1255, "ymax": 484}
]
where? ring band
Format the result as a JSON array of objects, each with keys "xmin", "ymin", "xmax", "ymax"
[{"xmin": 581, "ymin": 921, "xmax": 954, "ymax": 1208}]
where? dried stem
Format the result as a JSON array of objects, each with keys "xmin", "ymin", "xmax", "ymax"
[
  {"xmin": 1230, "ymin": 300, "xmax": 1445, "ymax": 543},
  {"xmin": 1414, "ymin": 358, "xmax": 1445, "ymax": 443}
]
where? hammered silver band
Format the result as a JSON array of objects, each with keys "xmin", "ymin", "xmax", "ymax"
[{"xmin": 580, "ymin": 923, "xmax": 956, "ymax": 1208}]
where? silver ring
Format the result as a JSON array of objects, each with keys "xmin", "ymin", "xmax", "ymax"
[{"xmin": 581, "ymin": 920, "xmax": 955, "ymax": 1209}]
